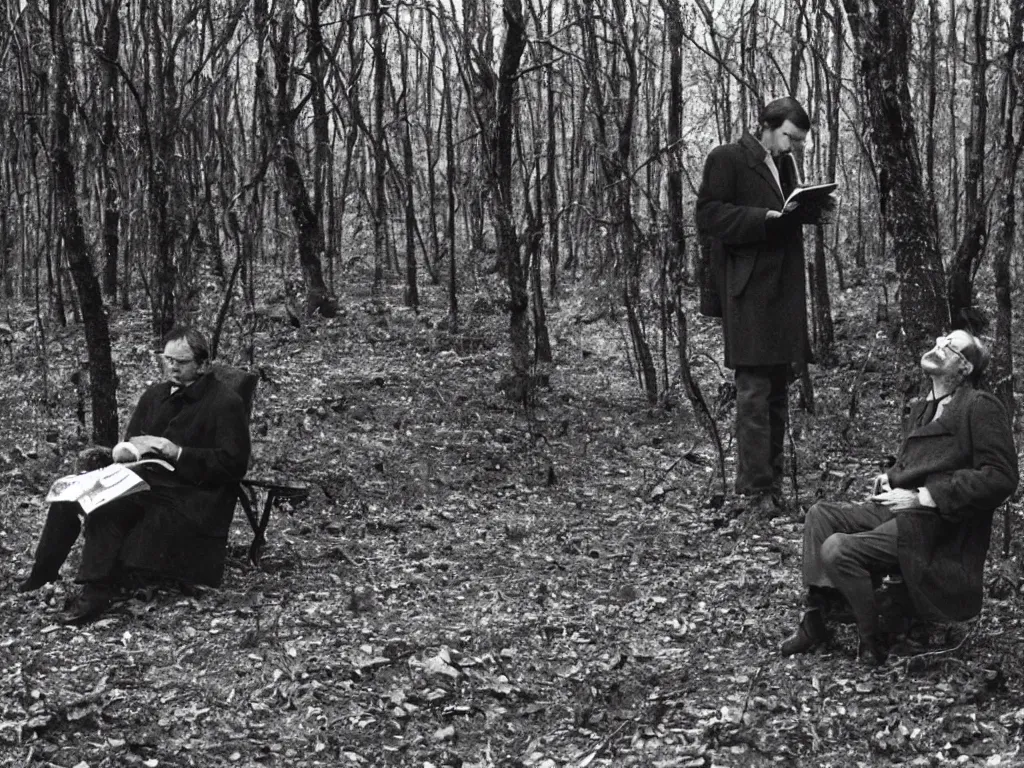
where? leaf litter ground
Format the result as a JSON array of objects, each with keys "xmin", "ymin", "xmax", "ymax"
[{"xmin": 0, "ymin": 283, "xmax": 1023, "ymax": 768}]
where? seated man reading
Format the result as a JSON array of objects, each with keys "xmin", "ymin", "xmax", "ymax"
[
  {"xmin": 781, "ymin": 330, "xmax": 1018, "ymax": 666},
  {"xmin": 18, "ymin": 326, "xmax": 251, "ymax": 624}
]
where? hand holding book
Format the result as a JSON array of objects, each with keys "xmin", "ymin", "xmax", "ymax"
[
  {"xmin": 781, "ymin": 182, "xmax": 839, "ymax": 225},
  {"xmin": 116, "ymin": 435, "xmax": 181, "ymax": 463}
]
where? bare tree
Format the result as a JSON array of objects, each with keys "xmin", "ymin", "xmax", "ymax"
[
  {"xmin": 990, "ymin": 2, "xmax": 1024, "ymax": 419},
  {"xmin": 844, "ymin": 0, "xmax": 948, "ymax": 349},
  {"xmin": 95, "ymin": 0, "xmax": 122, "ymax": 304},
  {"xmin": 47, "ymin": 0, "xmax": 118, "ymax": 444},
  {"xmin": 254, "ymin": 0, "xmax": 337, "ymax": 318},
  {"xmin": 947, "ymin": 0, "xmax": 990, "ymax": 321}
]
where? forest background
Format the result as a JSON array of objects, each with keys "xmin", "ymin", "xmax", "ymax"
[
  {"xmin": 2, "ymin": 0, "xmax": 1024, "ymax": 766},
  {"xmin": 2, "ymin": 0, "xmax": 1023, "ymax": 435}
]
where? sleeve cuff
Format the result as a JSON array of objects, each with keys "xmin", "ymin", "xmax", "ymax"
[
  {"xmin": 175, "ymin": 446, "xmax": 183, "ymax": 462},
  {"xmin": 917, "ymin": 486, "xmax": 937, "ymax": 508}
]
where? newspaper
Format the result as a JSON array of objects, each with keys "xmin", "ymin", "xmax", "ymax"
[{"xmin": 45, "ymin": 459, "xmax": 174, "ymax": 514}]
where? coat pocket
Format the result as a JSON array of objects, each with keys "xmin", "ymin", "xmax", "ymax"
[{"xmin": 728, "ymin": 247, "xmax": 758, "ymax": 297}]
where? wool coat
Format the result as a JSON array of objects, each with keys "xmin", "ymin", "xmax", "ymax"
[
  {"xmin": 108, "ymin": 371, "xmax": 251, "ymax": 586},
  {"xmin": 888, "ymin": 386, "xmax": 1018, "ymax": 622},
  {"xmin": 694, "ymin": 133, "xmax": 812, "ymax": 368}
]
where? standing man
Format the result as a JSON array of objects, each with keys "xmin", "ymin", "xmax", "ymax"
[{"xmin": 695, "ymin": 97, "xmax": 826, "ymax": 513}]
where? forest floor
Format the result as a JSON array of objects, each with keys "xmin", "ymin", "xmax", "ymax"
[{"xmin": 1, "ymin": 275, "xmax": 1023, "ymax": 768}]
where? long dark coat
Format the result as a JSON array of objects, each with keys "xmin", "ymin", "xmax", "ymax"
[
  {"xmin": 112, "ymin": 371, "xmax": 251, "ymax": 586},
  {"xmin": 888, "ymin": 387, "xmax": 1018, "ymax": 622},
  {"xmin": 694, "ymin": 133, "xmax": 811, "ymax": 368}
]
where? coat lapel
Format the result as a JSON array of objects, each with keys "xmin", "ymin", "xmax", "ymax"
[
  {"xmin": 907, "ymin": 389, "xmax": 972, "ymax": 439},
  {"xmin": 739, "ymin": 133, "xmax": 784, "ymax": 205}
]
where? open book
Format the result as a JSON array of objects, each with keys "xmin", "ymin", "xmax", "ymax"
[
  {"xmin": 784, "ymin": 182, "xmax": 839, "ymax": 209},
  {"xmin": 45, "ymin": 459, "xmax": 174, "ymax": 514}
]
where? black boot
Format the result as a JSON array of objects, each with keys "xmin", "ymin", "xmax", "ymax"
[
  {"xmin": 809, "ymin": 585, "xmax": 854, "ymax": 625},
  {"xmin": 61, "ymin": 583, "xmax": 115, "ymax": 625},
  {"xmin": 781, "ymin": 608, "xmax": 831, "ymax": 656},
  {"xmin": 858, "ymin": 630, "xmax": 889, "ymax": 668}
]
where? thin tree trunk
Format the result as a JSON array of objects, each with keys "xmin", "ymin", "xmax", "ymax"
[
  {"xmin": 662, "ymin": 0, "xmax": 686, "ymax": 295},
  {"xmin": 146, "ymin": 0, "xmax": 178, "ymax": 338},
  {"xmin": 947, "ymin": 0, "xmax": 960, "ymax": 250},
  {"xmin": 808, "ymin": 0, "xmax": 839, "ymax": 365},
  {"xmin": 990, "ymin": 0, "xmax": 1024, "ymax": 420},
  {"xmin": 947, "ymin": 0, "xmax": 989, "ymax": 321},
  {"xmin": 494, "ymin": 0, "xmax": 530, "ymax": 382},
  {"xmin": 48, "ymin": 0, "xmax": 118, "ymax": 445},
  {"xmin": 306, "ymin": 0, "xmax": 332, "ymax": 272},
  {"xmin": 399, "ymin": 44, "xmax": 419, "ymax": 310},
  {"xmin": 544, "ymin": 0, "xmax": 560, "ymax": 300},
  {"xmin": 442, "ymin": 42, "xmax": 458, "ymax": 331},
  {"xmin": 97, "ymin": 0, "xmax": 121, "ymax": 302},
  {"xmin": 925, "ymin": 0, "xmax": 940, "ymax": 234},
  {"xmin": 370, "ymin": 0, "xmax": 387, "ymax": 287},
  {"xmin": 256, "ymin": 1, "xmax": 336, "ymax": 318}
]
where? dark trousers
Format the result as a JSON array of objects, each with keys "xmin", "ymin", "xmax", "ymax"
[
  {"xmin": 29, "ymin": 498, "xmax": 144, "ymax": 584},
  {"xmin": 802, "ymin": 500, "xmax": 901, "ymax": 637},
  {"xmin": 734, "ymin": 364, "xmax": 789, "ymax": 495}
]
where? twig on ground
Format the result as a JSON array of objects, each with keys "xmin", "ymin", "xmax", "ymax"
[
  {"xmin": 902, "ymin": 615, "xmax": 980, "ymax": 669},
  {"xmin": 674, "ymin": 307, "xmax": 727, "ymax": 499}
]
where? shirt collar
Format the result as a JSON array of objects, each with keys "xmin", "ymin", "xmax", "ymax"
[{"xmin": 165, "ymin": 371, "xmax": 213, "ymax": 402}]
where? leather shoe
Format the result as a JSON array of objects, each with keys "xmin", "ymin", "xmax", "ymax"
[
  {"xmin": 61, "ymin": 585, "xmax": 114, "ymax": 625},
  {"xmin": 858, "ymin": 632, "xmax": 889, "ymax": 668},
  {"xmin": 781, "ymin": 609, "xmax": 831, "ymax": 656},
  {"xmin": 17, "ymin": 572, "xmax": 58, "ymax": 594}
]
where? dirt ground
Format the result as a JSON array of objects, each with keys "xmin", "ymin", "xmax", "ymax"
[{"xmin": 1, "ymin": 280, "xmax": 1023, "ymax": 768}]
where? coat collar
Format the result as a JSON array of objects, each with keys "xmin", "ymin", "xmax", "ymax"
[
  {"xmin": 739, "ymin": 132, "xmax": 785, "ymax": 204},
  {"xmin": 907, "ymin": 385, "xmax": 976, "ymax": 437},
  {"xmin": 161, "ymin": 370, "xmax": 215, "ymax": 404}
]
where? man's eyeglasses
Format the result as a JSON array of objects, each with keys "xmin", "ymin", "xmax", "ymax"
[
  {"xmin": 782, "ymin": 131, "xmax": 806, "ymax": 146},
  {"xmin": 935, "ymin": 336, "xmax": 969, "ymax": 368},
  {"xmin": 161, "ymin": 354, "xmax": 196, "ymax": 367}
]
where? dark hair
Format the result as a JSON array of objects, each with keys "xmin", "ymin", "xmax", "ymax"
[
  {"xmin": 951, "ymin": 308, "xmax": 990, "ymax": 386},
  {"xmin": 759, "ymin": 97, "xmax": 811, "ymax": 132},
  {"xmin": 161, "ymin": 325, "xmax": 211, "ymax": 366},
  {"xmin": 960, "ymin": 333, "xmax": 990, "ymax": 386}
]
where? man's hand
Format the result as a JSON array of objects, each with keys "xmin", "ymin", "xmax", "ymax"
[
  {"xmin": 870, "ymin": 487, "xmax": 921, "ymax": 509},
  {"xmin": 766, "ymin": 201, "xmax": 800, "ymax": 221},
  {"xmin": 871, "ymin": 473, "xmax": 891, "ymax": 495},
  {"xmin": 130, "ymin": 435, "xmax": 180, "ymax": 461}
]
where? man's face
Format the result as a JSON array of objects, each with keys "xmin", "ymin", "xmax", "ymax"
[
  {"xmin": 920, "ymin": 330, "xmax": 973, "ymax": 379},
  {"xmin": 764, "ymin": 119, "xmax": 807, "ymax": 157},
  {"xmin": 161, "ymin": 338, "xmax": 205, "ymax": 387}
]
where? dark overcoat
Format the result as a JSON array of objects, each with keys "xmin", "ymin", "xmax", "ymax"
[
  {"xmin": 888, "ymin": 387, "xmax": 1018, "ymax": 622},
  {"xmin": 110, "ymin": 372, "xmax": 251, "ymax": 586},
  {"xmin": 694, "ymin": 133, "xmax": 811, "ymax": 368}
]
